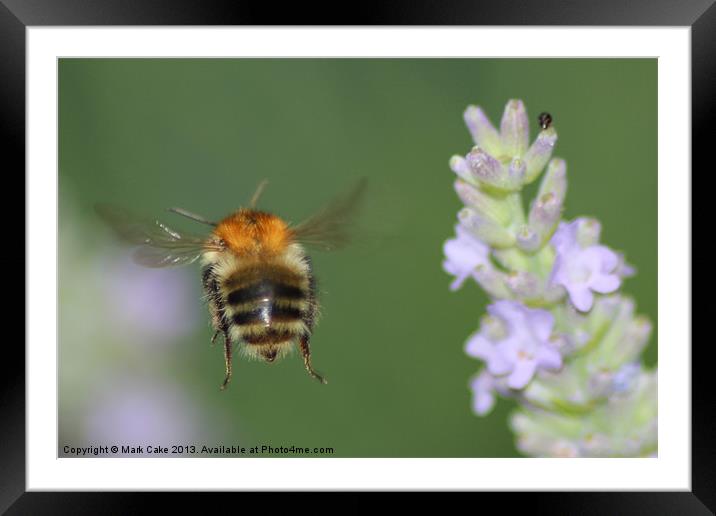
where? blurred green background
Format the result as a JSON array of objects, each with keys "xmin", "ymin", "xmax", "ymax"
[{"xmin": 59, "ymin": 59, "xmax": 656, "ymax": 458}]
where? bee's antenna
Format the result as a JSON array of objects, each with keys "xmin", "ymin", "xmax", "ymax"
[
  {"xmin": 249, "ymin": 179, "xmax": 269, "ymax": 209},
  {"xmin": 167, "ymin": 207, "xmax": 217, "ymax": 227}
]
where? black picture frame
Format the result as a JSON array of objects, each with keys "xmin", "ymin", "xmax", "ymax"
[{"xmin": 4, "ymin": 0, "xmax": 711, "ymax": 511}]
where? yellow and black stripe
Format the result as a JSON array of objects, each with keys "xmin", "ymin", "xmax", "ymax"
[{"xmin": 223, "ymin": 267, "xmax": 314, "ymax": 347}]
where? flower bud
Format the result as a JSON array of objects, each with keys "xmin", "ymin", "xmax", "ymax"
[
  {"xmin": 538, "ymin": 158, "xmax": 567, "ymax": 201},
  {"xmin": 508, "ymin": 157, "xmax": 527, "ymax": 185},
  {"xmin": 576, "ymin": 218, "xmax": 602, "ymax": 248},
  {"xmin": 464, "ymin": 105, "xmax": 501, "ymax": 156},
  {"xmin": 458, "ymin": 207, "xmax": 515, "ymax": 248},
  {"xmin": 449, "ymin": 155, "xmax": 475, "ymax": 184},
  {"xmin": 528, "ymin": 159, "xmax": 567, "ymax": 245},
  {"xmin": 466, "ymin": 147, "xmax": 522, "ymax": 191},
  {"xmin": 516, "ymin": 224, "xmax": 540, "ymax": 253},
  {"xmin": 528, "ymin": 192, "xmax": 562, "ymax": 243},
  {"xmin": 587, "ymin": 368, "xmax": 615, "ymax": 398},
  {"xmin": 523, "ymin": 127, "xmax": 558, "ymax": 183},
  {"xmin": 454, "ymin": 180, "xmax": 512, "ymax": 226},
  {"xmin": 611, "ymin": 362, "xmax": 641, "ymax": 394},
  {"xmin": 610, "ymin": 316, "xmax": 652, "ymax": 367},
  {"xmin": 592, "ymin": 297, "xmax": 636, "ymax": 366},
  {"xmin": 473, "ymin": 264, "xmax": 512, "ymax": 299},
  {"xmin": 505, "ymin": 270, "xmax": 541, "ymax": 299}
]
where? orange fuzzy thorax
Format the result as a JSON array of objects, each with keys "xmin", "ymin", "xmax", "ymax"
[{"xmin": 214, "ymin": 209, "xmax": 292, "ymax": 257}]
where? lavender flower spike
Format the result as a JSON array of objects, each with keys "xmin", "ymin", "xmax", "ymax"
[{"xmin": 444, "ymin": 99, "xmax": 657, "ymax": 457}]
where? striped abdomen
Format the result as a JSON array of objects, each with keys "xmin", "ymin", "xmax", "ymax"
[{"xmin": 222, "ymin": 264, "xmax": 314, "ymax": 361}]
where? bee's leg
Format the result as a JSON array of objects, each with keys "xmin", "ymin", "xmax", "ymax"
[
  {"xmin": 202, "ymin": 265, "xmax": 225, "ymax": 348},
  {"xmin": 220, "ymin": 332, "xmax": 233, "ymax": 390},
  {"xmin": 298, "ymin": 335, "xmax": 327, "ymax": 385},
  {"xmin": 297, "ymin": 261, "xmax": 325, "ymax": 384},
  {"xmin": 203, "ymin": 264, "xmax": 234, "ymax": 389}
]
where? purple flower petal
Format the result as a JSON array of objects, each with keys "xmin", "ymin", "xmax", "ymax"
[
  {"xmin": 447, "ymin": 271, "xmax": 469, "ymax": 291},
  {"xmin": 507, "ymin": 358, "xmax": 537, "ymax": 389},
  {"xmin": 550, "ymin": 219, "xmax": 631, "ymax": 312},
  {"xmin": 527, "ymin": 310, "xmax": 555, "ymax": 342},
  {"xmin": 566, "ymin": 284, "xmax": 594, "ymax": 312},
  {"xmin": 582, "ymin": 246, "xmax": 618, "ymax": 272},
  {"xmin": 487, "ymin": 300, "xmax": 523, "ymax": 328},
  {"xmin": 590, "ymin": 274, "xmax": 620, "ymax": 294},
  {"xmin": 536, "ymin": 345, "xmax": 563, "ymax": 370},
  {"xmin": 486, "ymin": 351, "xmax": 514, "ymax": 376},
  {"xmin": 465, "ymin": 334, "xmax": 492, "ymax": 359},
  {"xmin": 467, "ymin": 300, "xmax": 560, "ymax": 390},
  {"xmin": 442, "ymin": 225, "xmax": 491, "ymax": 290},
  {"xmin": 615, "ymin": 253, "xmax": 636, "ymax": 277},
  {"xmin": 443, "ymin": 238, "xmax": 483, "ymax": 271},
  {"xmin": 594, "ymin": 245, "xmax": 619, "ymax": 271},
  {"xmin": 470, "ymin": 371, "xmax": 496, "ymax": 416},
  {"xmin": 551, "ymin": 220, "xmax": 579, "ymax": 254}
]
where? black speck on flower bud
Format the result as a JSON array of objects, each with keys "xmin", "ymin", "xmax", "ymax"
[{"xmin": 538, "ymin": 112, "xmax": 553, "ymax": 130}]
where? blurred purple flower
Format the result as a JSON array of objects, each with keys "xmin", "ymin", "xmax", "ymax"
[
  {"xmin": 550, "ymin": 220, "xmax": 622, "ymax": 312},
  {"xmin": 470, "ymin": 370, "xmax": 497, "ymax": 415},
  {"xmin": 466, "ymin": 300, "xmax": 562, "ymax": 389},
  {"xmin": 84, "ymin": 376, "xmax": 204, "ymax": 454},
  {"xmin": 104, "ymin": 256, "xmax": 199, "ymax": 343},
  {"xmin": 442, "ymin": 223, "xmax": 491, "ymax": 291}
]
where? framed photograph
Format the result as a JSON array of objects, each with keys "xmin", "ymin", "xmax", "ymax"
[{"xmin": 7, "ymin": 0, "xmax": 710, "ymax": 510}]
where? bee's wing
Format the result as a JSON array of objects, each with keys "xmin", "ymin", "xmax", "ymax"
[
  {"xmin": 95, "ymin": 203, "xmax": 220, "ymax": 268},
  {"xmin": 290, "ymin": 178, "xmax": 367, "ymax": 251}
]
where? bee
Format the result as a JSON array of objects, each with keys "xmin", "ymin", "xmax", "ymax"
[
  {"xmin": 538, "ymin": 112, "xmax": 553, "ymax": 130},
  {"xmin": 96, "ymin": 179, "xmax": 366, "ymax": 390}
]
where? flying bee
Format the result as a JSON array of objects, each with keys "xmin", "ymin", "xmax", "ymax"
[
  {"xmin": 96, "ymin": 179, "xmax": 366, "ymax": 390},
  {"xmin": 538, "ymin": 112, "xmax": 553, "ymax": 130}
]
